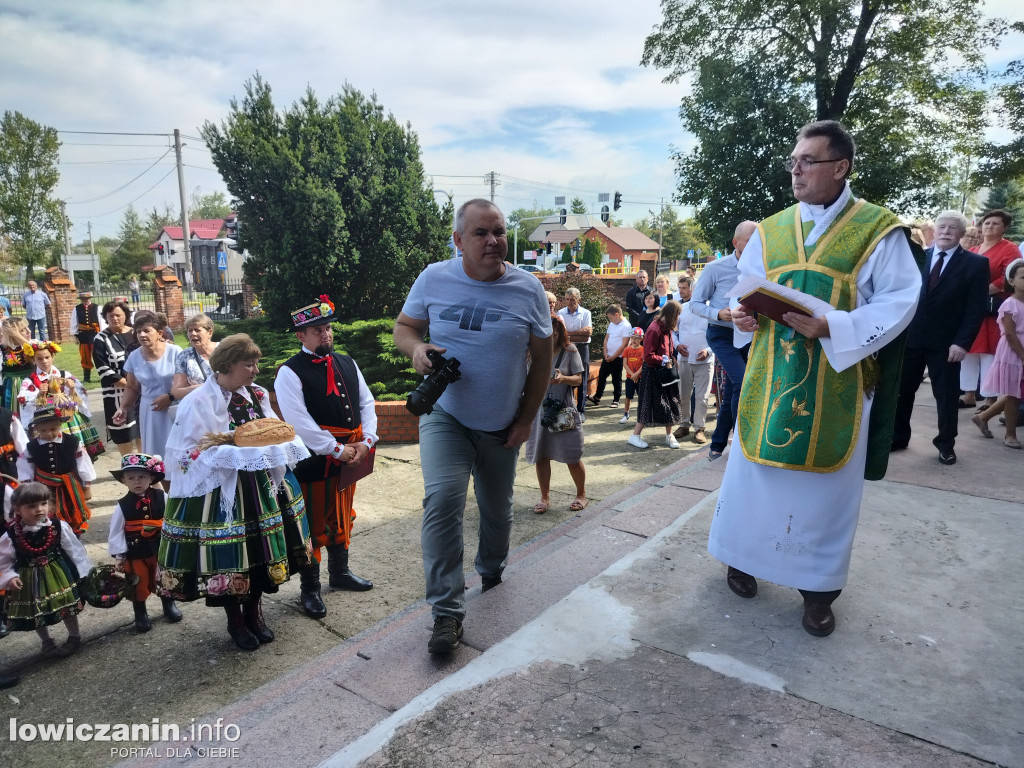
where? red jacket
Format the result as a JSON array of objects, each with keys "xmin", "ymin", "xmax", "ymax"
[{"xmin": 642, "ymin": 320, "xmax": 673, "ymax": 368}]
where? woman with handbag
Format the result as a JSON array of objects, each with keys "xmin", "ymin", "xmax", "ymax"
[
  {"xmin": 526, "ymin": 317, "xmax": 587, "ymax": 514},
  {"xmin": 628, "ymin": 300, "xmax": 684, "ymax": 449}
]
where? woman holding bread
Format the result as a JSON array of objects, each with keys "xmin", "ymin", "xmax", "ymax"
[{"xmin": 156, "ymin": 334, "xmax": 314, "ymax": 651}]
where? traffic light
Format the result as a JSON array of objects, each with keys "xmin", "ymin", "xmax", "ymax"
[
  {"xmin": 559, "ymin": 208, "xmax": 567, "ymax": 225},
  {"xmin": 613, "ymin": 192, "xmax": 622, "ymax": 211},
  {"xmin": 546, "ymin": 242, "xmax": 552, "ymax": 255},
  {"xmin": 157, "ymin": 243, "xmax": 165, "ymax": 256}
]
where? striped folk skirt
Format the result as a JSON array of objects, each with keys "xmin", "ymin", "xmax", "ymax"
[
  {"xmin": 157, "ymin": 469, "xmax": 313, "ymax": 605},
  {"xmin": 6, "ymin": 552, "xmax": 84, "ymax": 631}
]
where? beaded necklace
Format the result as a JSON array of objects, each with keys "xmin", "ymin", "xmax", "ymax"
[{"xmin": 12, "ymin": 516, "xmax": 58, "ymax": 556}]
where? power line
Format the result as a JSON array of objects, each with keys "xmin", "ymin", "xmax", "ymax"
[
  {"xmin": 61, "ymin": 156, "xmax": 169, "ymax": 166},
  {"xmin": 61, "ymin": 141, "xmax": 172, "ymax": 147},
  {"xmin": 65, "ymin": 148, "xmax": 174, "ymax": 205},
  {"xmin": 74, "ymin": 166, "xmax": 177, "ymax": 219},
  {"xmin": 57, "ymin": 130, "xmax": 173, "ymax": 137}
]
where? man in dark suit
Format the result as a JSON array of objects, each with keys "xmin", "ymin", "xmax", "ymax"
[{"xmin": 892, "ymin": 210, "xmax": 990, "ymax": 465}]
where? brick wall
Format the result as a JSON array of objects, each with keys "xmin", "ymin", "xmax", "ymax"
[
  {"xmin": 42, "ymin": 267, "xmax": 77, "ymax": 343},
  {"xmin": 375, "ymin": 400, "xmax": 419, "ymax": 444},
  {"xmin": 152, "ymin": 267, "xmax": 186, "ymax": 331}
]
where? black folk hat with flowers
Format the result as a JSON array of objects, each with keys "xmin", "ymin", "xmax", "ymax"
[
  {"xmin": 290, "ymin": 294, "xmax": 337, "ymax": 330},
  {"xmin": 110, "ymin": 453, "xmax": 165, "ymax": 484},
  {"xmin": 29, "ymin": 402, "xmax": 72, "ymax": 429}
]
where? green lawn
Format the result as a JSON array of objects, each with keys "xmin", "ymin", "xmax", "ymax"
[{"xmin": 53, "ymin": 333, "xmax": 189, "ymax": 390}]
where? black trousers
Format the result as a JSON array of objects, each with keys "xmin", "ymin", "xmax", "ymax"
[
  {"xmin": 594, "ymin": 357, "xmax": 623, "ymax": 402},
  {"xmin": 574, "ymin": 342, "xmax": 590, "ymax": 413},
  {"xmin": 893, "ymin": 346, "xmax": 961, "ymax": 453}
]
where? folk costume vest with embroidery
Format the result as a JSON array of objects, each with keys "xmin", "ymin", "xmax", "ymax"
[
  {"xmin": 739, "ymin": 198, "xmax": 901, "ymax": 473},
  {"xmin": 27, "ymin": 435, "xmax": 81, "ymax": 475},
  {"xmin": 119, "ymin": 490, "xmax": 166, "ymax": 559},
  {"xmin": 75, "ymin": 303, "xmax": 101, "ymax": 341},
  {"xmin": 281, "ymin": 351, "xmax": 361, "ymax": 482}
]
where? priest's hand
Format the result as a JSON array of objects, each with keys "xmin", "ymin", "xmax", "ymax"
[{"xmin": 784, "ymin": 313, "xmax": 830, "ymax": 339}]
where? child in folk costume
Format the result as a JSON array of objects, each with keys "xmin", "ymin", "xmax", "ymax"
[
  {"xmin": 16, "ymin": 404, "xmax": 95, "ymax": 537},
  {"xmin": 1, "ymin": 317, "xmax": 33, "ymax": 417},
  {"xmin": 0, "ymin": 404, "xmax": 29, "ymax": 638},
  {"xmin": 0, "ymin": 481, "xmax": 93, "ymax": 658},
  {"xmin": 18, "ymin": 340, "xmax": 105, "ymax": 461},
  {"xmin": 108, "ymin": 454, "xmax": 182, "ymax": 632}
]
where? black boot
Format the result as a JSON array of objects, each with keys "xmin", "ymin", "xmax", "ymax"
[
  {"xmin": 242, "ymin": 597, "xmax": 274, "ymax": 644},
  {"xmin": 83, "ymin": 370, "xmax": 91, "ymax": 383},
  {"xmin": 161, "ymin": 596, "xmax": 182, "ymax": 623},
  {"xmin": 299, "ymin": 563, "xmax": 327, "ymax": 619},
  {"xmin": 0, "ymin": 672, "xmax": 18, "ymax": 689},
  {"xmin": 326, "ymin": 545, "xmax": 373, "ymax": 591},
  {"xmin": 132, "ymin": 601, "xmax": 152, "ymax": 633},
  {"xmin": 224, "ymin": 604, "xmax": 259, "ymax": 651},
  {"xmin": 0, "ymin": 596, "xmax": 8, "ymax": 639}
]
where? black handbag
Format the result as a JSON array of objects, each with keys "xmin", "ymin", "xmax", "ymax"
[{"xmin": 656, "ymin": 362, "xmax": 680, "ymax": 387}]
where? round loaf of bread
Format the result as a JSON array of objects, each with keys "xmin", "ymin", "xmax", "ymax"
[{"xmin": 233, "ymin": 419, "xmax": 295, "ymax": 448}]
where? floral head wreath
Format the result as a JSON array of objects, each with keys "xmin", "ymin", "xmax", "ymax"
[{"xmin": 25, "ymin": 340, "xmax": 61, "ymax": 357}]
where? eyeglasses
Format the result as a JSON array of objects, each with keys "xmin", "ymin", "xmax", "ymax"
[{"xmin": 783, "ymin": 157, "xmax": 843, "ymax": 172}]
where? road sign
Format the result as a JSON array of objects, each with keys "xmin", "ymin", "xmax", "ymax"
[
  {"xmin": 217, "ymin": 251, "xmax": 228, "ymax": 271},
  {"xmin": 687, "ymin": 249, "xmax": 695, "ymax": 258}
]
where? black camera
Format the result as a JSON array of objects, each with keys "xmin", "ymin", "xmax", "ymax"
[{"xmin": 405, "ymin": 349, "xmax": 462, "ymax": 416}]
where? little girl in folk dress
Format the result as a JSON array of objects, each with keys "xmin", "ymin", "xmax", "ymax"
[
  {"xmin": 0, "ymin": 481, "xmax": 93, "ymax": 658},
  {"xmin": 18, "ymin": 341, "xmax": 105, "ymax": 461}
]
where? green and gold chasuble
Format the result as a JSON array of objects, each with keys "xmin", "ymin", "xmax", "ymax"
[{"xmin": 738, "ymin": 198, "xmax": 903, "ymax": 473}]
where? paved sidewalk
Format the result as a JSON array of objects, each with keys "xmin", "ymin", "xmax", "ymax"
[{"xmin": 119, "ymin": 397, "xmax": 1022, "ymax": 768}]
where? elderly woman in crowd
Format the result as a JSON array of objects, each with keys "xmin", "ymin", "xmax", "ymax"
[
  {"xmin": 112, "ymin": 310, "xmax": 181, "ymax": 458},
  {"xmin": 961, "ymin": 209, "xmax": 1022, "ymax": 410},
  {"xmin": 545, "ymin": 291, "xmax": 558, "ymax": 315},
  {"xmin": 526, "ymin": 316, "xmax": 587, "ymax": 513},
  {"xmin": 654, "ymin": 274, "xmax": 673, "ymax": 307},
  {"xmin": 960, "ymin": 226, "xmax": 982, "ymax": 252},
  {"xmin": 157, "ymin": 334, "xmax": 312, "ymax": 651},
  {"xmin": 93, "ymin": 299, "xmax": 140, "ymax": 455},
  {"xmin": 171, "ymin": 313, "xmax": 218, "ymax": 402}
]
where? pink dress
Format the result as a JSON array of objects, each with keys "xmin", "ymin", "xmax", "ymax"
[{"xmin": 981, "ymin": 296, "xmax": 1024, "ymax": 398}]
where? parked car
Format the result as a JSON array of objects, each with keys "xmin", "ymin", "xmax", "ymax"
[
  {"xmin": 550, "ymin": 263, "xmax": 593, "ymax": 274},
  {"xmin": 516, "ymin": 264, "xmax": 544, "ymax": 273}
]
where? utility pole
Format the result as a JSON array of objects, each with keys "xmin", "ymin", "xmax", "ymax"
[
  {"xmin": 486, "ymin": 171, "xmax": 499, "ymax": 202},
  {"xmin": 59, "ymin": 200, "xmax": 72, "ymax": 271},
  {"xmin": 174, "ymin": 129, "xmax": 191, "ymax": 280},
  {"xmin": 659, "ymin": 198, "xmax": 665, "ymax": 267},
  {"xmin": 88, "ymin": 221, "xmax": 100, "ymax": 290}
]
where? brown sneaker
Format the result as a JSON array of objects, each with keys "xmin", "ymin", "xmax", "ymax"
[
  {"xmin": 58, "ymin": 636, "xmax": 82, "ymax": 657},
  {"xmin": 693, "ymin": 429, "xmax": 707, "ymax": 444},
  {"xmin": 673, "ymin": 425, "xmax": 690, "ymax": 439},
  {"xmin": 40, "ymin": 639, "xmax": 61, "ymax": 660}
]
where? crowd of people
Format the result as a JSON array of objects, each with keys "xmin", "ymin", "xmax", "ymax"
[{"xmin": 2, "ymin": 121, "xmax": 1023, "ymax": 692}]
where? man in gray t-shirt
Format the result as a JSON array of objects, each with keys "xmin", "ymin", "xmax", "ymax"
[{"xmin": 395, "ymin": 199, "xmax": 553, "ymax": 655}]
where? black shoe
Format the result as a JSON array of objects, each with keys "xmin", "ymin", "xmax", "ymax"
[
  {"xmin": 326, "ymin": 545, "xmax": 373, "ymax": 591},
  {"xmin": 938, "ymin": 450, "xmax": 957, "ymax": 465},
  {"xmin": 481, "ymin": 574, "xmax": 502, "ymax": 592},
  {"xmin": 587, "ymin": 396, "xmax": 600, "ymax": 406},
  {"xmin": 802, "ymin": 602, "xmax": 836, "ymax": 637},
  {"xmin": 161, "ymin": 597, "xmax": 183, "ymax": 623},
  {"xmin": 132, "ymin": 601, "xmax": 152, "ymax": 633},
  {"xmin": 727, "ymin": 567, "xmax": 757, "ymax": 598},
  {"xmin": 428, "ymin": 615, "xmax": 463, "ymax": 654},
  {"xmin": 890, "ymin": 440, "xmax": 908, "ymax": 452},
  {"xmin": 299, "ymin": 563, "xmax": 327, "ymax": 619},
  {"xmin": 0, "ymin": 672, "xmax": 18, "ymax": 689},
  {"xmin": 243, "ymin": 599, "xmax": 274, "ymax": 644},
  {"xmin": 224, "ymin": 605, "xmax": 259, "ymax": 651}
]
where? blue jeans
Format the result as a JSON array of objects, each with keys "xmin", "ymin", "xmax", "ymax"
[
  {"xmin": 419, "ymin": 406, "xmax": 520, "ymax": 621},
  {"xmin": 706, "ymin": 325, "xmax": 748, "ymax": 453},
  {"xmin": 27, "ymin": 317, "xmax": 47, "ymax": 341}
]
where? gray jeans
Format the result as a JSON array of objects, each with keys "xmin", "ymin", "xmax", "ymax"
[{"xmin": 419, "ymin": 406, "xmax": 520, "ymax": 620}]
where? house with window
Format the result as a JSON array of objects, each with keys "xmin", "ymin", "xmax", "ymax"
[{"xmin": 148, "ymin": 214, "xmax": 246, "ymax": 285}]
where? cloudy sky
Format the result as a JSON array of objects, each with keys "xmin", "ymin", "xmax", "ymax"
[{"xmin": 1, "ymin": 0, "xmax": 1021, "ymax": 243}]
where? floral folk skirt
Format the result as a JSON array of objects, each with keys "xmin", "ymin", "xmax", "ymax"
[
  {"xmin": 157, "ymin": 469, "xmax": 312, "ymax": 605},
  {"xmin": 6, "ymin": 554, "xmax": 83, "ymax": 631},
  {"xmin": 65, "ymin": 411, "xmax": 105, "ymax": 461}
]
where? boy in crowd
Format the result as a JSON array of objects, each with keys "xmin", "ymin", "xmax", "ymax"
[
  {"xmin": 619, "ymin": 329, "xmax": 645, "ymax": 424},
  {"xmin": 589, "ymin": 304, "xmax": 633, "ymax": 408}
]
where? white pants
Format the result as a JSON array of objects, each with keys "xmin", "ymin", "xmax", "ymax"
[
  {"xmin": 960, "ymin": 353, "xmax": 995, "ymax": 397},
  {"xmin": 676, "ymin": 357, "xmax": 713, "ymax": 429}
]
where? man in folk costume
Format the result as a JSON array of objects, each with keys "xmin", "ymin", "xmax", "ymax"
[
  {"xmin": 70, "ymin": 291, "xmax": 104, "ymax": 383},
  {"xmin": 274, "ymin": 295, "xmax": 377, "ymax": 619},
  {"xmin": 707, "ymin": 120, "xmax": 922, "ymax": 637}
]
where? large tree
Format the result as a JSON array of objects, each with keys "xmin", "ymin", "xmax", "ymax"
[
  {"xmin": 189, "ymin": 189, "xmax": 232, "ymax": 221},
  {"xmin": 201, "ymin": 75, "xmax": 451, "ymax": 323},
  {"xmin": 635, "ymin": 206, "xmax": 713, "ymax": 263},
  {"xmin": 507, "ymin": 205, "xmax": 556, "ymax": 262},
  {"xmin": 643, "ymin": 0, "xmax": 1000, "ymax": 243},
  {"xmin": 107, "ymin": 205, "xmax": 152, "ymax": 280},
  {"xmin": 0, "ymin": 111, "xmax": 62, "ymax": 276},
  {"xmin": 979, "ymin": 22, "xmax": 1024, "ymax": 184}
]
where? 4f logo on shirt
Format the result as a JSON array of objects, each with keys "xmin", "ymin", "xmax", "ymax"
[{"xmin": 438, "ymin": 302, "xmax": 503, "ymax": 331}]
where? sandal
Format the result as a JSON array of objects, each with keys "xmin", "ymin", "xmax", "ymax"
[
  {"xmin": 1004, "ymin": 438, "xmax": 1022, "ymax": 450},
  {"xmin": 569, "ymin": 497, "xmax": 589, "ymax": 512},
  {"xmin": 533, "ymin": 500, "xmax": 550, "ymax": 514},
  {"xmin": 975, "ymin": 405, "xmax": 988, "ymax": 414},
  {"xmin": 971, "ymin": 415, "xmax": 993, "ymax": 439}
]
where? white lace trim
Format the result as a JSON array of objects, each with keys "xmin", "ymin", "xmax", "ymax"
[{"xmin": 169, "ymin": 437, "xmax": 309, "ymax": 515}]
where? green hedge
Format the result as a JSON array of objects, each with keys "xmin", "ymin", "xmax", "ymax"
[{"xmin": 212, "ymin": 318, "xmax": 418, "ymax": 401}]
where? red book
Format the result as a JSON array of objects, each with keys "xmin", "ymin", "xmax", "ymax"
[
  {"xmin": 738, "ymin": 286, "xmax": 813, "ymax": 327},
  {"xmin": 335, "ymin": 447, "xmax": 376, "ymax": 489}
]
